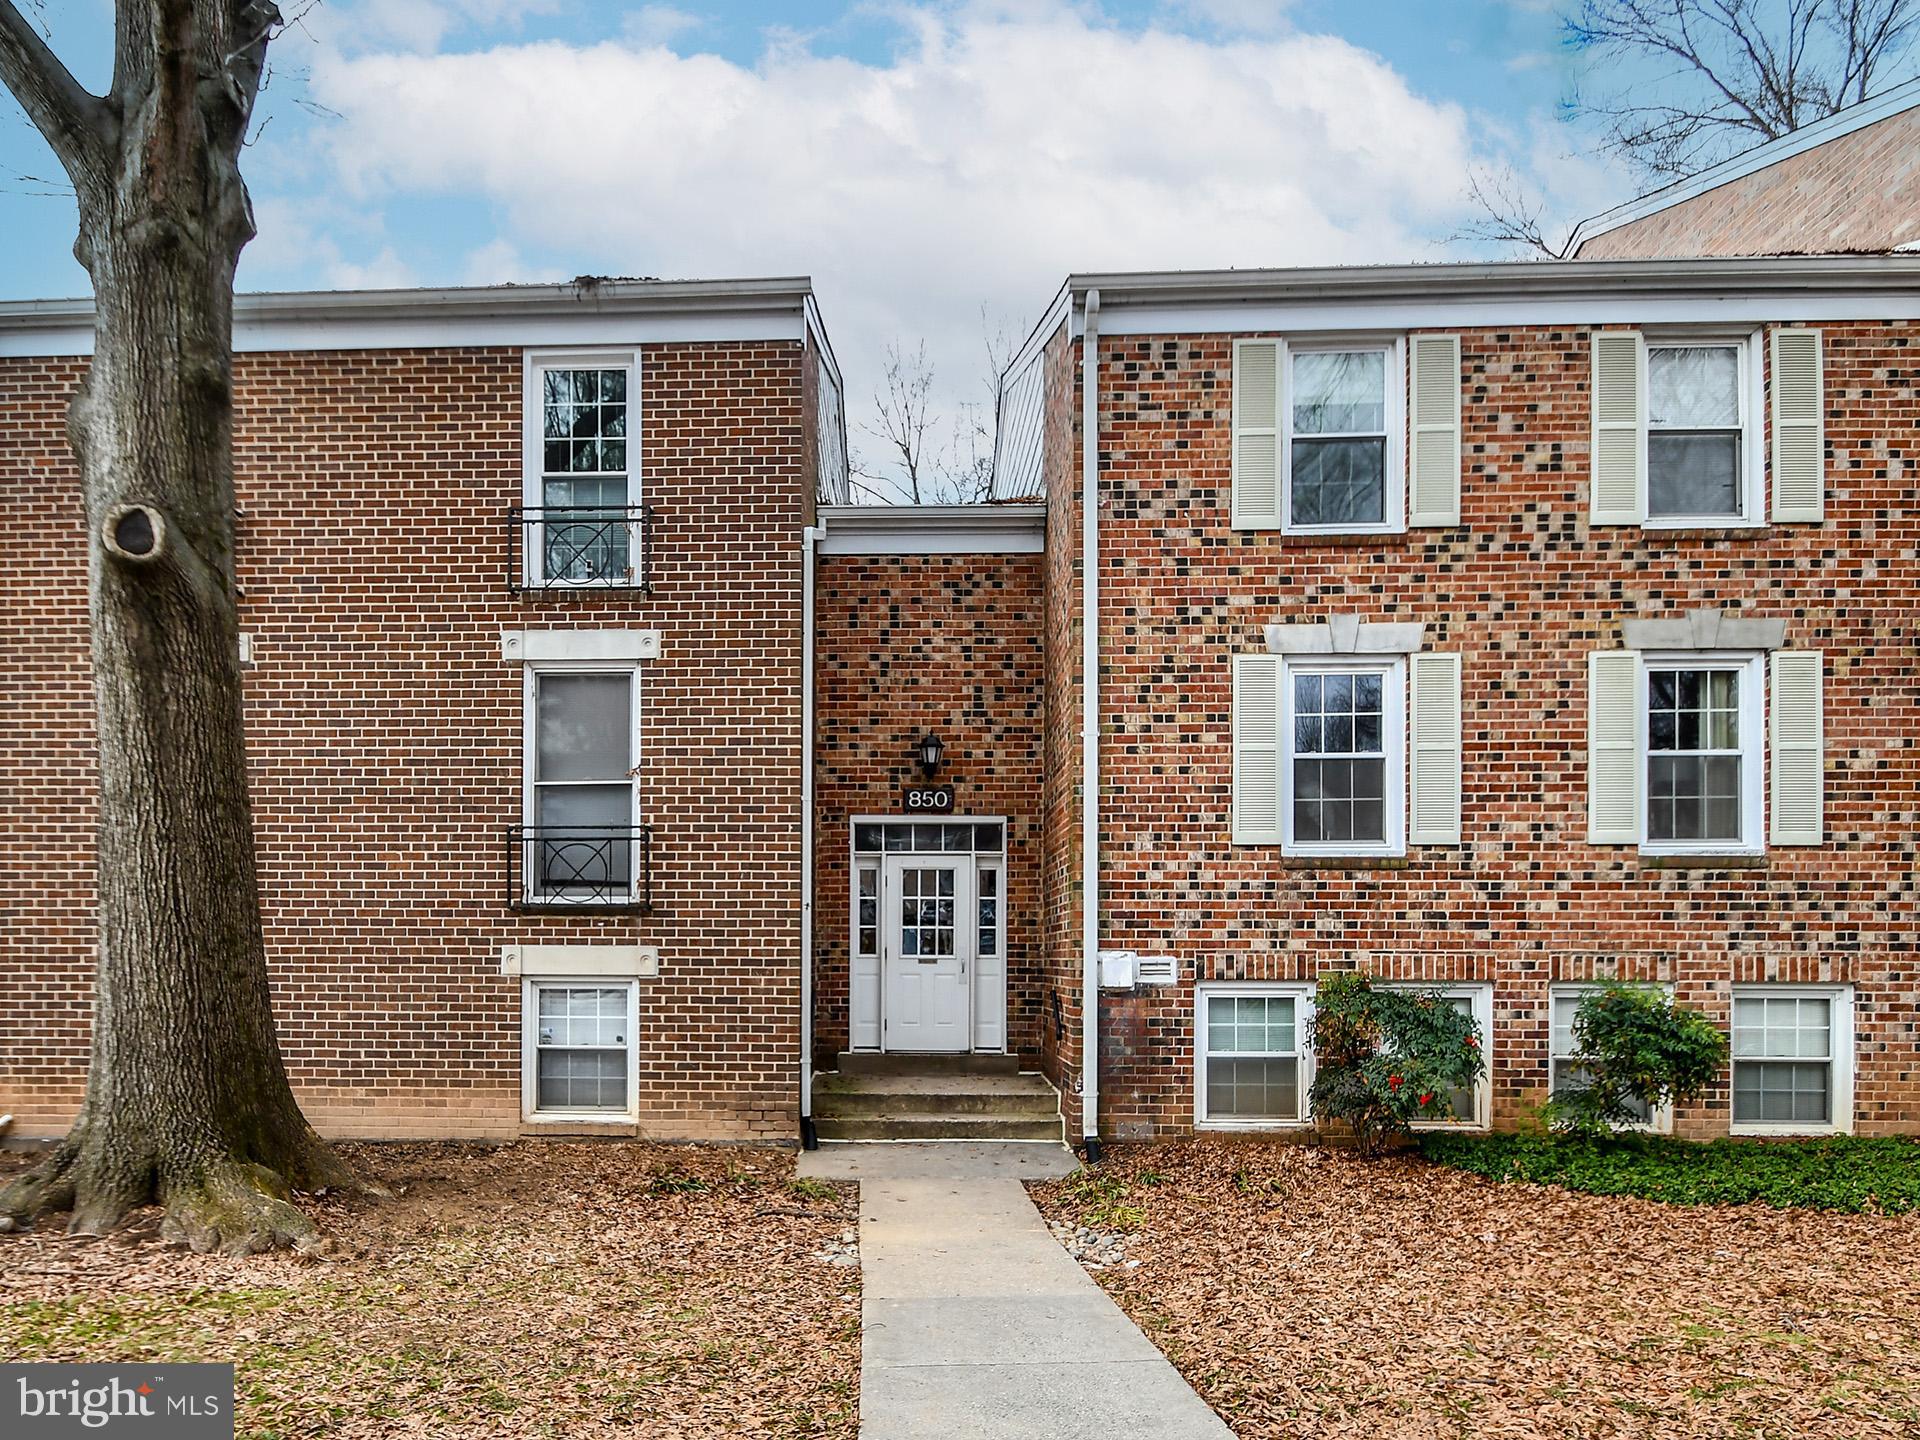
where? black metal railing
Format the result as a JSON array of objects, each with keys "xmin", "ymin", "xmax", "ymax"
[
  {"xmin": 507, "ymin": 824, "xmax": 653, "ymax": 910},
  {"xmin": 509, "ymin": 505, "xmax": 655, "ymax": 592}
]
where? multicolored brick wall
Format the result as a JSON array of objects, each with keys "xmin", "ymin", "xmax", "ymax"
[
  {"xmin": 1, "ymin": 339, "xmax": 811, "ymax": 1142},
  {"xmin": 811, "ymin": 550, "xmax": 1045, "ymax": 1065},
  {"xmin": 1575, "ymin": 107, "xmax": 1920, "ymax": 258},
  {"xmin": 1038, "ymin": 322, "xmax": 1086, "ymax": 1095},
  {"xmin": 1073, "ymin": 320, "xmax": 1920, "ymax": 1139}
]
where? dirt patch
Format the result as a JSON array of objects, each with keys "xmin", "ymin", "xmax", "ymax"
[
  {"xmin": 1, "ymin": 1142, "xmax": 859, "ymax": 1438},
  {"xmin": 1030, "ymin": 1139, "xmax": 1920, "ymax": 1440}
]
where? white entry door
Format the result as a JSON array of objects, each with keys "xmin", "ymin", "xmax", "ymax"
[{"xmin": 882, "ymin": 855, "xmax": 973, "ymax": 1052}]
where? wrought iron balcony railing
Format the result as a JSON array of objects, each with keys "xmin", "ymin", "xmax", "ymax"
[
  {"xmin": 507, "ymin": 824, "xmax": 653, "ymax": 910},
  {"xmin": 509, "ymin": 505, "xmax": 655, "ymax": 592}
]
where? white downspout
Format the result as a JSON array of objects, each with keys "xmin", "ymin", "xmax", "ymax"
[
  {"xmin": 801, "ymin": 518, "xmax": 826, "ymax": 1148},
  {"xmin": 1079, "ymin": 288, "xmax": 1102, "ymax": 1160}
]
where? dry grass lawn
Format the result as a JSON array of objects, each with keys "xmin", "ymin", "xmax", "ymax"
[
  {"xmin": 1031, "ymin": 1139, "xmax": 1920, "ymax": 1440},
  {"xmin": 0, "ymin": 1142, "xmax": 859, "ymax": 1439}
]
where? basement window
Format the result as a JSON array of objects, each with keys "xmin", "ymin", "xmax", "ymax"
[
  {"xmin": 523, "ymin": 980, "xmax": 638, "ymax": 1122},
  {"xmin": 1195, "ymin": 984, "xmax": 1313, "ymax": 1129}
]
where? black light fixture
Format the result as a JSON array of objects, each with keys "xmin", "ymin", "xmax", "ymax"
[{"xmin": 918, "ymin": 732, "xmax": 945, "ymax": 777}]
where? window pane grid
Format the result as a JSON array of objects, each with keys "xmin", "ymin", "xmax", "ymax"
[
  {"xmin": 1290, "ymin": 349, "xmax": 1388, "ymax": 527},
  {"xmin": 533, "ymin": 985, "xmax": 629, "ymax": 1113},
  {"xmin": 1203, "ymin": 994, "xmax": 1303, "ymax": 1122},
  {"xmin": 1646, "ymin": 667, "xmax": 1742, "ymax": 843},
  {"xmin": 1733, "ymin": 995, "xmax": 1835, "ymax": 1127},
  {"xmin": 1290, "ymin": 669, "xmax": 1387, "ymax": 845}
]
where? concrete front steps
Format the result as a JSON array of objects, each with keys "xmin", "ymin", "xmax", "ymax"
[{"xmin": 813, "ymin": 1053, "xmax": 1065, "ymax": 1142}]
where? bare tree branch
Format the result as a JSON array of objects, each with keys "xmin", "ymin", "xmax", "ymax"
[
  {"xmin": 1452, "ymin": 165, "xmax": 1573, "ymax": 258},
  {"xmin": 0, "ymin": 0, "xmax": 111, "ymax": 181}
]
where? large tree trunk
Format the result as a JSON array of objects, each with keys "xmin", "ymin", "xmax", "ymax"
[{"xmin": 0, "ymin": 0, "xmax": 354, "ymax": 1253}]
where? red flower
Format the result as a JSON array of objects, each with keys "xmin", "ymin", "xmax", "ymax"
[
  {"xmin": 1388, "ymin": 1074, "xmax": 1403, "ymax": 1090},
  {"xmin": 1418, "ymin": 1093, "xmax": 1434, "ymax": 1107},
  {"xmin": 1465, "ymin": 1036, "xmax": 1479, "ymax": 1049}
]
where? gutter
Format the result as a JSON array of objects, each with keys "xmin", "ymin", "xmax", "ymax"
[
  {"xmin": 800, "ymin": 518, "xmax": 826, "ymax": 1150},
  {"xmin": 1079, "ymin": 288, "xmax": 1102, "ymax": 1163}
]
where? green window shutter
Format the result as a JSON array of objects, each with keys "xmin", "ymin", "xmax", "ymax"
[
  {"xmin": 1409, "ymin": 652, "xmax": 1463, "ymax": 845},
  {"xmin": 1587, "ymin": 650, "xmax": 1641, "ymax": 843},
  {"xmin": 1409, "ymin": 334, "xmax": 1462, "ymax": 527},
  {"xmin": 1231, "ymin": 654, "xmax": 1281, "ymax": 844},
  {"xmin": 1771, "ymin": 328, "xmax": 1825, "ymax": 522},
  {"xmin": 1770, "ymin": 650, "xmax": 1824, "ymax": 845},
  {"xmin": 1231, "ymin": 339, "xmax": 1282, "ymax": 529},
  {"xmin": 1590, "ymin": 330, "xmax": 1645, "ymax": 525}
]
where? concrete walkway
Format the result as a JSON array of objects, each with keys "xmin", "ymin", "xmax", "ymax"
[{"xmin": 798, "ymin": 1143, "xmax": 1235, "ymax": 1440}]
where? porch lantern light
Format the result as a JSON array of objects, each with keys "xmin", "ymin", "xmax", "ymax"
[{"xmin": 918, "ymin": 732, "xmax": 945, "ymax": 777}]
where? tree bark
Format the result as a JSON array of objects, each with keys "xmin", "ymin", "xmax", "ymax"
[{"xmin": 0, "ymin": 0, "xmax": 356, "ymax": 1254}]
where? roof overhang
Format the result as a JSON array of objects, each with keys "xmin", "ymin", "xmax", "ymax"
[
  {"xmin": 817, "ymin": 504, "xmax": 1045, "ymax": 556},
  {"xmin": 1057, "ymin": 255, "xmax": 1920, "ymax": 336},
  {"xmin": 0, "ymin": 276, "xmax": 822, "ymax": 358}
]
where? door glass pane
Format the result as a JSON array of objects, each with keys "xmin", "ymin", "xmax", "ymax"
[
  {"xmin": 537, "ymin": 675, "xmax": 631, "ymax": 781},
  {"xmin": 899, "ymin": 868, "xmax": 957, "ymax": 963}
]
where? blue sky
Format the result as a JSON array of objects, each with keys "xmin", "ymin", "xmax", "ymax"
[{"xmin": 0, "ymin": 1, "xmax": 1625, "ymax": 483}]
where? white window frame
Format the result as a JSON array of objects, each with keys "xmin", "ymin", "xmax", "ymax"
[
  {"xmin": 520, "ymin": 977, "xmax": 640, "ymax": 1123},
  {"xmin": 521, "ymin": 350, "xmax": 640, "ymax": 588},
  {"xmin": 1638, "ymin": 650, "xmax": 1766, "ymax": 857},
  {"xmin": 1281, "ymin": 655, "xmax": 1407, "ymax": 858},
  {"xmin": 1195, "ymin": 982, "xmax": 1316, "ymax": 1131},
  {"xmin": 521, "ymin": 660, "xmax": 643, "ymax": 904},
  {"xmin": 1548, "ymin": 984, "xmax": 1673, "ymax": 1134},
  {"xmin": 1282, "ymin": 336, "xmax": 1407, "ymax": 536},
  {"xmin": 1729, "ymin": 983, "xmax": 1855, "ymax": 1137},
  {"xmin": 1643, "ymin": 329, "xmax": 1764, "ymax": 530},
  {"xmin": 1381, "ymin": 982, "xmax": 1493, "ymax": 1131}
]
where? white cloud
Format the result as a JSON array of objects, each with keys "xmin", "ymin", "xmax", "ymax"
[
  {"xmin": 296, "ymin": 1, "xmax": 1492, "ymax": 480},
  {"xmin": 623, "ymin": 5, "xmax": 705, "ymax": 49}
]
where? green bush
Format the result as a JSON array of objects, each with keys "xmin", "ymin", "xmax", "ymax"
[
  {"xmin": 1420, "ymin": 1131, "xmax": 1920, "ymax": 1213},
  {"xmin": 1548, "ymin": 982, "xmax": 1726, "ymax": 1133},
  {"xmin": 1308, "ymin": 974, "xmax": 1484, "ymax": 1154}
]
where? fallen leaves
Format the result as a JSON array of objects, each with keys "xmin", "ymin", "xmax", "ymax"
[
  {"xmin": 1030, "ymin": 1139, "xmax": 1920, "ymax": 1440},
  {"xmin": 0, "ymin": 1142, "xmax": 859, "ymax": 1439}
]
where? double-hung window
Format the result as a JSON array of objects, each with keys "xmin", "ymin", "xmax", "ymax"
[
  {"xmin": 523, "ymin": 980, "xmax": 638, "ymax": 1121},
  {"xmin": 1286, "ymin": 344, "xmax": 1402, "ymax": 532},
  {"xmin": 1196, "ymin": 984, "xmax": 1313, "ymax": 1127},
  {"xmin": 526, "ymin": 355, "xmax": 637, "ymax": 586},
  {"xmin": 1647, "ymin": 343, "xmax": 1750, "ymax": 522},
  {"xmin": 1641, "ymin": 654, "xmax": 1764, "ymax": 854},
  {"xmin": 1731, "ymin": 986, "xmax": 1852, "ymax": 1134},
  {"xmin": 1284, "ymin": 658, "xmax": 1405, "ymax": 856},
  {"xmin": 1548, "ymin": 985, "xmax": 1666, "ymax": 1130},
  {"xmin": 525, "ymin": 666, "xmax": 639, "ymax": 903}
]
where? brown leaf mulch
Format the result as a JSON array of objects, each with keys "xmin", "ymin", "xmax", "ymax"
[
  {"xmin": 0, "ymin": 1142, "xmax": 859, "ymax": 1439},
  {"xmin": 1030, "ymin": 1140, "xmax": 1920, "ymax": 1440}
]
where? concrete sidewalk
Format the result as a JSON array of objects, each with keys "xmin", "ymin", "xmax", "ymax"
[{"xmin": 799, "ymin": 1143, "xmax": 1235, "ymax": 1440}]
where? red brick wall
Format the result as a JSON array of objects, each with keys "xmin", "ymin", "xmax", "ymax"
[
  {"xmin": 1081, "ymin": 321, "xmax": 1920, "ymax": 1139},
  {"xmin": 812, "ymin": 550, "xmax": 1045, "ymax": 1064},
  {"xmin": 1, "ymin": 340, "xmax": 810, "ymax": 1142},
  {"xmin": 1576, "ymin": 107, "xmax": 1920, "ymax": 258}
]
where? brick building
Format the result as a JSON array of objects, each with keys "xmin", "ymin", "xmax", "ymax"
[
  {"xmin": 1572, "ymin": 78, "xmax": 1920, "ymax": 259},
  {"xmin": 7, "ymin": 253, "xmax": 1920, "ymax": 1152}
]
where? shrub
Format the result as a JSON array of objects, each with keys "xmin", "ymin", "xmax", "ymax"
[
  {"xmin": 1420, "ymin": 1131, "xmax": 1920, "ymax": 1214},
  {"xmin": 1308, "ymin": 974, "xmax": 1484, "ymax": 1154},
  {"xmin": 1548, "ymin": 983, "xmax": 1726, "ymax": 1133}
]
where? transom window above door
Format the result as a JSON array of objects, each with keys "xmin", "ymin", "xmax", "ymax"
[{"xmin": 853, "ymin": 821, "xmax": 1004, "ymax": 855}]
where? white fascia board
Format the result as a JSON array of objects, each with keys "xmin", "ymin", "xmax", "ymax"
[
  {"xmin": 817, "ymin": 504, "xmax": 1046, "ymax": 555},
  {"xmin": 0, "ymin": 278, "xmax": 815, "ymax": 358}
]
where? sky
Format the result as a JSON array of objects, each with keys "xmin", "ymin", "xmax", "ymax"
[{"xmin": 0, "ymin": 0, "xmax": 1636, "ymax": 493}]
